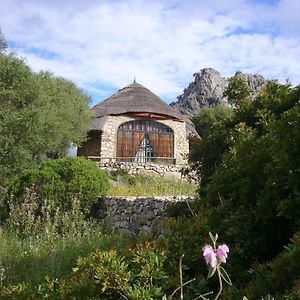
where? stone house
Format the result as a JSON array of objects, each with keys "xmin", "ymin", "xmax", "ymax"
[{"xmin": 78, "ymin": 80, "xmax": 200, "ymax": 165}]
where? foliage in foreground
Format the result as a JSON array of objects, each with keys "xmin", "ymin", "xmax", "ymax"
[
  {"xmin": 0, "ymin": 180, "xmax": 134, "ymax": 298},
  {"xmin": 1, "ymin": 230, "xmax": 233, "ymax": 300},
  {"xmin": 236, "ymin": 232, "xmax": 300, "ymax": 299},
  {"xmin": 186, "ymin": 79, "xmax": 300, "ymax": 298}
]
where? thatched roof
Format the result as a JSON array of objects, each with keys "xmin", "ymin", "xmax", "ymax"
[{"xmin": 91, "ymin": 81, "xmax": 200, "ymax": 139}]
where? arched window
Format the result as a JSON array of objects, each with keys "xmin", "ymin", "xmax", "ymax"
[{"xmin": 117, "ymin": 119, "xmax": 174, "ymax": 163}]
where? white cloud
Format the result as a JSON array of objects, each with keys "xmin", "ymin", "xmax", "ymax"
[{"xmin": 0, "ymin": 0, "xmax": 299, "ymax": 105}]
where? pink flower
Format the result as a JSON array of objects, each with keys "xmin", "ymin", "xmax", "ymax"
[
  {"xmin": 203, "ymin": 243, "xmax": 230, "ymax": 267},
  {"xmin": 203, "ymin": 245, "xmax": 217, "ymax": 268},
  {"xmin": 216, "ymin": 244, "xmax": 229, "ymax": 263}
]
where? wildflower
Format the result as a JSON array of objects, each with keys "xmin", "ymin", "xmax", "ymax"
[
  {"xmin": 202, "ymin": 243, "xmax": 229, "ymax": 267},
  {"xmin": 203, "ymin": 245, "xmax": 217, "ymax": 268},
  {"xmin": 216, "ymin": 244, "xmax": 229, "ymax": 263}
]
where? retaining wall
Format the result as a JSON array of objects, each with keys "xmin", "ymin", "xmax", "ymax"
[
  {"xmin": 96, "ymin": 161, "xmax": 195, "ymax": 181},
  {"xmin": 94, "ymin": 196, "xmax": 194, "ymax": 236}
]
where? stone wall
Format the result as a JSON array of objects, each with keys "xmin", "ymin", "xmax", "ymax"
[
  {"xmin": 94, "ymin": 196, "xmax": 194, "ymax": 236},
  {"xmin": 97, "ymin": 161, "xmax": 191, "ymax": 181},
  {"xmin": 100, "ymin": 116, "xmax": 189, "ymax": 165},
  {"xmin": 100, "ymin": 115, "xmax": 132, "ymax": 161},
  {"xmin": 159, "ymin": 119, "xmax": 189, "ymax": 165}
]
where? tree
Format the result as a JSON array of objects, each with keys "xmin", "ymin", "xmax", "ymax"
[
  {"xmin": 189, "ymin": 105, "xmax": 233, "ymax": 165},
  {"xmin": 223, "ymin": 75, "xmax": 251, "ymax": 105},
  {"xmin": 0, "ymin": 54, "xmax": 91, "ymax": 181},
  {"xmin": 191, "ymin": 104, "xmax": 233, "ymax": 138},
  {"xmin": 0, "ymin": 28, "xmax": 7, "ymax": 53},
  {"xmin": 196, "ymin": 81, "xmax": 300, "ymax": 285}
]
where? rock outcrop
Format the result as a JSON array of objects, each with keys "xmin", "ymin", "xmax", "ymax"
[{"xmin": 171, "ymin": 68, "xmax": 266, "ymax": 116}]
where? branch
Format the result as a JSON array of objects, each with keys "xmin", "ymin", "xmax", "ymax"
[
  {"xmin": 193, "ymin": 291, "xmax": 214, "ymax": 300},
  {"xmin": 214, "ymin": 268, "xmax": 223, "ymax": 300},
  {"xmin": 168, "ymin": 278, "xmax": 196, "ymax": 300},
  {"xmin": 179, "ymin": 254, "xmax": 184, "ymax": 300}
]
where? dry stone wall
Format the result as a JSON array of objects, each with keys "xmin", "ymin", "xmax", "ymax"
[
  {"xmin": 94, "ymin": 196, "xmax": 194, "ymax": 236},
  {"xmin": 97, "ymin": 161, "xmax": 191, "ymax": 180}
]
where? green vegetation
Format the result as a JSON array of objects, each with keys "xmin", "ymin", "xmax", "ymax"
[
  {"xmin": 108, "ymin": 172, "xmax": 197, "ymax": 196},
  {"xmin": 0, "ymin": 50, "xmax": 91, "ymax": 182},
  {"xmin": 0, "ymin": 226, "xmax": 132, "ymax": 291},
  {"xmin": 179, "ymin": 79, "xmax": 300, "ymax": 298},
  {"xmin": 190, "ymin": 104, "xmax": 233, "ymax": 163},
  {"xmin": 1, "ymin": 28, "xmax": 299, "ymax": 299},
  {"xmin": 223, "ymin": 74, "xmax": 252, "ymax": 105},
  {"xmin": 7, "ymin": 157, "xmax": 109, "ymax": 222}
]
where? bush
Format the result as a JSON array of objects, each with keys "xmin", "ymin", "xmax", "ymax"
[
  {"xmin": 1, "ymin": 241, "xmax": 167, "ymax": 300},
  {"xmin": 224, "ymin": 232, "xmax": 300, "ymax": 299},
  {"xmin": 187, "ymin": 81, "xmax": 300, "ymax": 295},
  {"xmin": 159, "ymin": 213, "xmax": 211, "ymax": 297},
  {"xmin": 6, "ymin": 157, "xmax": 109, "ymax": 223}
]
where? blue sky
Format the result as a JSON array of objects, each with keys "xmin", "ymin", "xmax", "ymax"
[{"xmin": 1, "ymin": 0, "xmax": 299, "ymax": 106}]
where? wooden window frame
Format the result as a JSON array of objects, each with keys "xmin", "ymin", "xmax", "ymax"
[{"xmin": 117, "ymin": 119, "xmax": 175, "ymax": 163}]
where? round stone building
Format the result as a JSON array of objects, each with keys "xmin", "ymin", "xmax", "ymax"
[{"xmin": 78, "ymin": 81, "xmax": 200, "ymax": 165}]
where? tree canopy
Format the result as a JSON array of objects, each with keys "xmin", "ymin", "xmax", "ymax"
[
  {"xmin": 0, "ymin": 52, "xmax": 91, "ymax": 181},
  {"xmin": 191, "ymin": 104, "xmax": 233, "ymax": 138},
  {"xmin": 223, "ymin": 75, "xmax": 251, "ymax": 105}
]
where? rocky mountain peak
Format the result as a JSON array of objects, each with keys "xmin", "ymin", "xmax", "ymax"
[{"xmin": 171, "ymin": 68, "xmax": 266, "ymax": 116}]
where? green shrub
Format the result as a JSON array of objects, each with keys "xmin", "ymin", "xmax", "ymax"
[
  {"xmin": 68, "ymin": 241, "xmax": 167, "ymax": 300},
  {"xmin": 159, "ymin": 213, "xmax": 211, "ymax": 297},
  {"xmin": 189, "ymin": 82, "xmax": 300, "ymax": 291},
  {"xmin": 1, "ymin": 241, "xmax": 167, "ymax": 300},
  {"xmin": 7, "ymin": 157, "xmax": 109, "ymax": 221},
  {"xmin": 239, "ymin": 232, "xmax": 300, "ymax": 299}
]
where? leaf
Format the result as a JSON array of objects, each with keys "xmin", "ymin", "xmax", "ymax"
[
  {"xmin": 207, "ymin": 267, "xmax": 217, "ymax": 279},
  {"xmin": 209, "ymin": 232, "xmax": 216, "ymax": 244},
  {"xmin": 215, "ymin": 233, "xmax": 218, "ymax": 242},
  {"xmin": 219, "ymin": 266, "xmax": 232, "ymax": 285},
  {"xmin": 208, "ymin": 232, "xmax": 218, "ymax": 247}
]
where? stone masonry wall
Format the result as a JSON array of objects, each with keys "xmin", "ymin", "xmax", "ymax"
[
  {"xmin": 94, "ymin": 196, "xmax": 194, "ymax": 236},
  {"xmin": 100, "ymin": 115, "xmax": 133, "ymax": 161},
  {"xmin": 159, "ymin": 119, "xmax": 189, "ymax": 165},
  {"xmin": 100, "ymin": 116, "xmax": 189, "ymax": 164},
  {"xmin": 97, "ymin": 161, "xmax": 191, "ymax": 181}
]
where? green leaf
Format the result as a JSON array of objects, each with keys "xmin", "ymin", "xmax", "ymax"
[
  {"xmin": 219, "ymin": 266, "xmax": 232, "ymax": 285},
  {"xmin": 207, "ymin": 266, "xmax": 217, "ymax": 279},
  {"xmin": 209, "ymin": 232, "xmax": 217, "ymax": 244},
  {"xmin": 215, "ymin": 233, "xmax": 218, "ymax": 242}
]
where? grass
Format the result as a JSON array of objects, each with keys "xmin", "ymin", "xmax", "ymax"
[
  {"xmin": 108, "ymin": 173, "xmax": 197, "ymax": 196},
  {"xmin": 0, "ymin": 225, "xmax": 135, "ymax": 288},
  {"xmin": 0, "ymin": 169, "xmax": 197, "ymax": 298}
]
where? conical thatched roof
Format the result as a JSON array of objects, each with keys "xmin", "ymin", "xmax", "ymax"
[{"xmin": 91, "ymin": 81, "xmax": 200, "ymax": 139}]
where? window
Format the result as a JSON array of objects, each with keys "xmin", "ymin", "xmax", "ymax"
[{"xmin": 117, "ymin": 119, "xmax": 174, "ymax": 163}]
